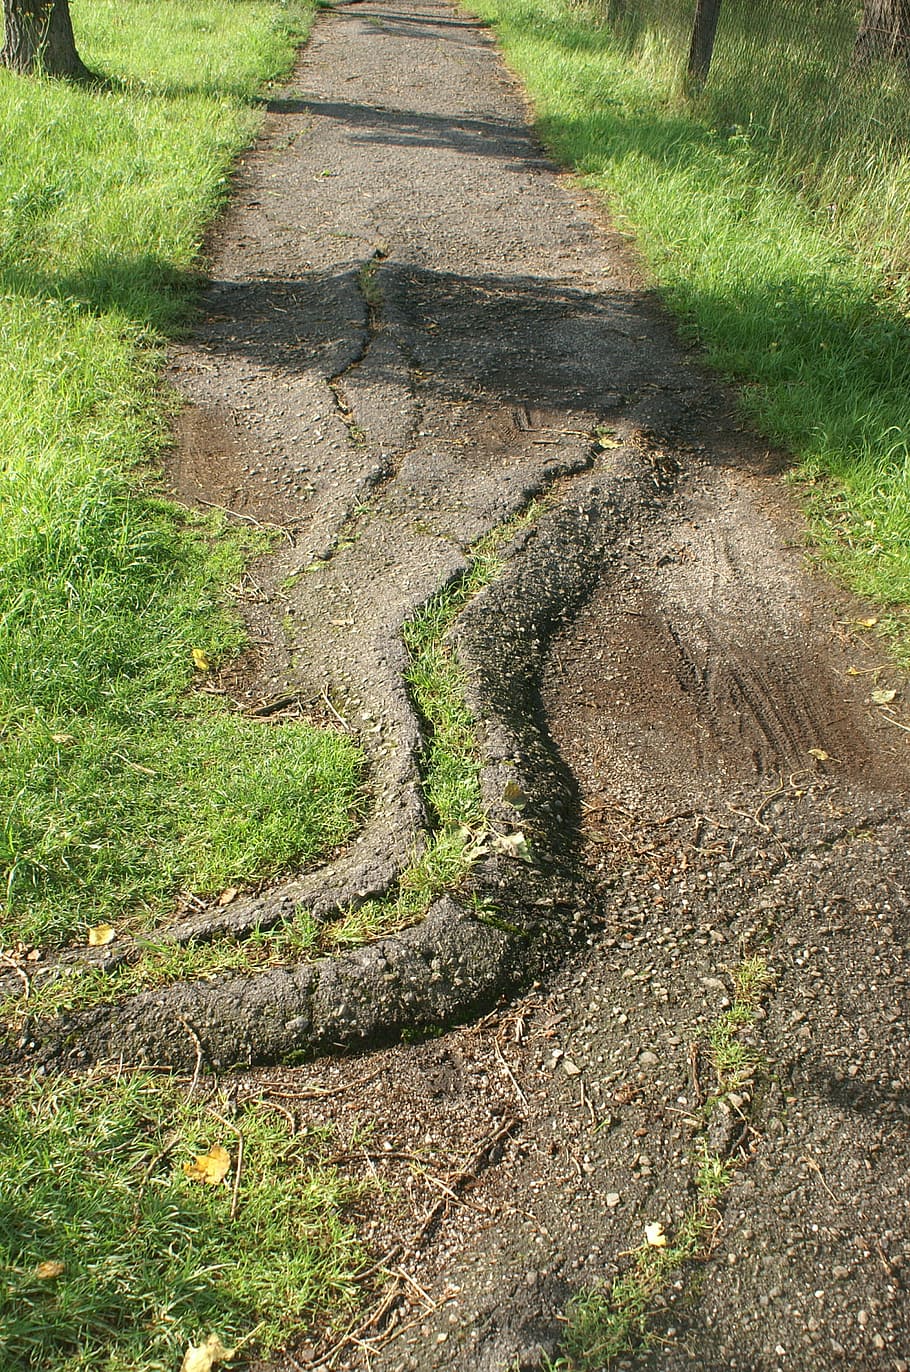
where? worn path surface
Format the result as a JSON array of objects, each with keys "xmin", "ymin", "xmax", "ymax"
[{"xmin": 23, "ymin": 0, "xmax": 910, "ymax": 1367}]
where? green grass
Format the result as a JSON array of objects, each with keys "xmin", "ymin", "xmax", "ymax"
[
  {"xmin": 1, "ymin": 503, "xmax": 546, "ymax": 1023},
  {"xmin": 0, "ymin": 1070, "xmax": 367, "ymax": 1371},
  {"xmin": 707, "ymin": 955, "xmax": 774, "ymax": 1091},
  {"xmin": 467, "ymin": 0, "xmax": 910, "ymax": 663},
  {"xmin": 0, "ymin": 0, "xmax": 366, "ymax": 951},
  {"xmin": 549, "ymin": 1147, "xmax": 732, "ymax": 1370}
]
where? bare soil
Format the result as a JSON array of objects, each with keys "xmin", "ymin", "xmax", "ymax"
[{"xmin": 16, "ymin": 0, "xmax": 910, "ymax": 1366}]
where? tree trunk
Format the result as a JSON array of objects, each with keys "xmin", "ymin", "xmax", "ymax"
[
  {"xmin": 1, "ymin": 0, "xmax": 91, "ymax": 80},
  {"xmin": 854, "ymin": 0, "xmax": 910, "ymax": 65}
]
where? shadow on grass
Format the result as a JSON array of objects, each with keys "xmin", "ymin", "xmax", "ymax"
[{"xmin": 10, "ymin": 228, "xmax": 910, "ymax": 490}]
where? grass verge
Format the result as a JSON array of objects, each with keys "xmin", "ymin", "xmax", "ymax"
[
  {"xmin": 4, "ymin": 502, "xmax": 546, "ymax": 1025},
  {"xmin": 466, "ymin": 0, "xmax": 910, "ymax": 664},
  {"xmin": 0, "ymin": 1070, "xmax": 367, "ymax": 1372},
  {"xmin": 0, "ymin": 0, "xmax": 365, "ymax": 952}
]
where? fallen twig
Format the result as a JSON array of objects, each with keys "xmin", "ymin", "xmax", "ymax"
[
  {"xmin": 178, "ymin": 1017, "xmax": 205, "ymax": 1096},
  {"xmin": 494, "ymin": 1037, "xmax": 528, "ymax": 1108},
  {"xmin": 207, "ymin": 1109, "xmax": 245, "ymax": 1220},
  {"xmin": 880, "ymin": 708, "xmax": 910, "ymax": 733},
  {"xmin": 262, "ymin": 1067, "xmax": 381, "ymax": 1101},
  {"xmin": 801, "ymin": 1152, "xmax": 837, "ymax": 1205},
  {"xmin": 411, "ymin": 1116, "xmax": 517, "ymax": 1250},
  {"xmin": 321, "ymin": 684, "xmax": 350, "ymax": 731}
]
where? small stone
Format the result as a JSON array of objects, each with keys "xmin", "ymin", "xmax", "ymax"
[
  {"xmin": 606, "ymin": 1192, "xmax": 621, "ymax": 1208},
  {"xmin": 639, "ymin": 1051, "xmax": 659, "ymax": 1067}
]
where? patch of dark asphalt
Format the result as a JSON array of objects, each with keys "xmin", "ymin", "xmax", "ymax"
[{"xmin": 8, "ymin": 0, "xmax": 910, "ymax": 1368}]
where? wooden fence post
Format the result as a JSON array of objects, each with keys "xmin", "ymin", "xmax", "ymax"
[{"xmin": 688, "ymin": 0, "xmax": 722, "ymax": 82}]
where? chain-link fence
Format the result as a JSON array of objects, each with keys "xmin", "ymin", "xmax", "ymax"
[{"xmin": 590, "ymin": 0, "xmax": 910, "ymax": 269}]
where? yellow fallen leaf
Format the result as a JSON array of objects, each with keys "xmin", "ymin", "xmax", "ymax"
[
  {"xmin": 192, "ymin": 648, "xmax": 211, "ymax": 672},
  {"xmin": 871, "ymin": 688, "xmax": 897, "ymax": 705},
  {"xmin": 502, "ymin": 779, "xmax": 527, "ymax": 809},
  {"xmin": 87, "ymin": 924, "xmax": 115, "ymax": 947},
  {"xmin": 217, "ymin": 887, "xmax": 238, "ymax": 907},
  {"xmin": 51, "ymin": 733, "xmax": 74, "ymax": 745},
  {"xmin": 180, "ymin": 1334, "xmax": 236, "ymax": 1372},
  {"xmin": 35, "ymin": 1260, "xmax": 65, "ymax": 1280},
  {"xmin": 807, "ymin": 748, "xmax": 829, "ymax": 762},
  {"xmin": 644, "ymin": 1221, "xmax": 668, "ymax": 1247},
  {"xmin": 184, "ymin": 1144, "xmax": 231, "ymax": 1185},
  {"xmin": 858, "ymin": 617, "xmax": 878, "ymax": 628},
  {"xmin": 597, "ymin": 434, "xmax": 623, "ymax": 449}
]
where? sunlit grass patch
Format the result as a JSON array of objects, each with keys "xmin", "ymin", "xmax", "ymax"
[
  {"xmin": 0, "ymin": 0, "xmax": 369, "ymax": 951},
  {"xmin": 0, "ymin": 1070, "xmax": 367, "ymax": 1372},
  {"xmin": 469, "ymin": 0, "xmax": 910, "ymax": 662}
]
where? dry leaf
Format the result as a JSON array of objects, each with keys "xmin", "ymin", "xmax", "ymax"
[
  {"xmin": 217, "ymin": 887, "xmax": 238, "ymax": 907},
  {"xmin": 858, "ymin": 616, "xmax": 879, "ymax": 628},
  {"xmin": 192, "ymin": 648, "xmax": 212, "ymax": 672},
  {"xmin": 183, "ymin": 1144, "xmax": 231, "ymax": 1186},
  {"xmin": 491, "ymin": 830, "xmax": 530, "ymax": 860},
  {"xmin": 51, "ymin": 733, "xmax": 74, "ymax": 745},
  {"xmin": 502, "ymin": 779, "xmax": 527, "ymax": 809},
  {"xmin": 35, "ymin": 1260, "xmax": 65, "ymax": 1280},
  {"xmin": 180, "ymin": 1334, "xmax": 236, "ymax": 1372},
  {"xmin": 871, "ymin": 688, "xmax": 897, "ymax": 705},
  {"xmin": 645, "ymin": 1221, "xmax": 668, "ymax": 1248},
  {"xmin": 87, "ymin": 924, "xmax": 115, "ymax": 947},
  {"xmin": 807, "ymin": 748, "xmax": 829, "ymax": 762}
]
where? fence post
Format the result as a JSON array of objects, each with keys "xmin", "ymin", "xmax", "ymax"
[{"xmin": 688, "ymin": 0, "xmax": 722, "ymax": 82}]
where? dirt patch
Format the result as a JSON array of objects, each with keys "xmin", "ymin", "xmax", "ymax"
[{"xmin": 10, "ymin": 0, "xmax": 910, "ymax": 1367}]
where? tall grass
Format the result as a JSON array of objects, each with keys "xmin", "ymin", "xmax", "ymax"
[
  {"xmin": 470, "ymin": 0, "xmax": 910, "ymax": 660},
  {"xmin": 0, "ymin": 0, "xmax": 364, "ymax": 949}
]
